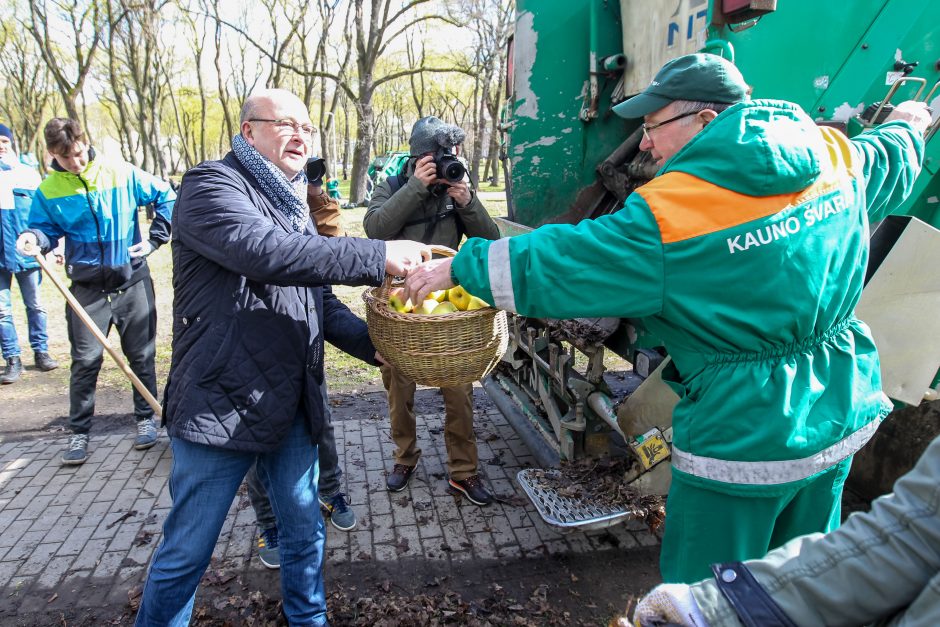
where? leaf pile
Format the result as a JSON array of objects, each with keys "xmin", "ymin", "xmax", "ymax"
[{"xmin": 531, "ymin": 457, "xmax": 665, "ymax": 532}]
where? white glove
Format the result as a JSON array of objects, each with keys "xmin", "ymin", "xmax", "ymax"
[
  {"xmin": 128, "ymin": 241, "xmax": 155, "ymax": 258},
  {"xmin": 884, "ymin": 100, "xmax": 932, "ymax": 134},
  {"xmin": 633, "ymin": 584, "xmax": 709, "ymax": 627},
  {"xmin": 16, "ymin": 232, "xmax": 39, "ymax": 256}
]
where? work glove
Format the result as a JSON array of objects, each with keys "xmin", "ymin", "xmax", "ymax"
[
  {"xmin": 16, "ymin": 232, "xmax": 39, "ymax": 256},
  {"xmin": 632, "ymin": 584, "xmax": 709, "ymax": 627},
  {"xmin": 128, "ymin": 241, "xmax": 155, "ymax": 258}
]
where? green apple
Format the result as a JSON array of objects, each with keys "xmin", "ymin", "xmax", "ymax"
[
  {"xmin": 415, "ymin": 299, "xmax": 439, "ymax": 315},
  {"xmin": 388, "ymin": 287, "xmax": 414, "ymax": 313},
  {"xmin": 466, "ymin": 296, "xmax": 490, "ymax": 310},
  {"xmin": 431, "ymin": 301, "xmax": 458, "ymax": 315},
  {"xmin": 446, "ymin": 286, "xmax": 471, "ymax": 310}
]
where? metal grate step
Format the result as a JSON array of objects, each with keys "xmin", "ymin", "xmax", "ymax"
[{"xmin": 516, "ymin": 468, "xmax": 642, "ymax": 532}]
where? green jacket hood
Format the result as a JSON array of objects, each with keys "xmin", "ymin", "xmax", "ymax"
[{"xmin": 663, "ymin": 99, "xmax": 823, "ymax": 196}]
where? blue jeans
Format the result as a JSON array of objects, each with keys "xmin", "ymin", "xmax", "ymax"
[
  {"xmin": 248, "ymin": 380, "xmax": 341, "ymax": 530},
  {"xmin": 136, "ymin": 411, "xmax": 328, "ymax": 626},
  {"xmin": 0, "ymin": 268, "xmax": 48, "ymax": 358}
]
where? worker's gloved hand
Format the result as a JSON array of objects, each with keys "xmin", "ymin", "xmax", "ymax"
[
  {"xmin": 128, "ymin": 241, "xmax": 155, "ymax": 259},
  {"xmin": 16, "ymin": 232, "xmax": 39, "ymax": 256},
  {"xmin": 885, "ymin": 100, "xmax": 932, "ymax": 134},
  {"xmin": 633, "ymin": 584, "xmax": 709, "ymax": 627}
]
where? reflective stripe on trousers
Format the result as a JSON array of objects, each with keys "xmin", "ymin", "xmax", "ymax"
[{"xmin": 671, "ymin": 418, "xmax": 881, "ymax": 485}]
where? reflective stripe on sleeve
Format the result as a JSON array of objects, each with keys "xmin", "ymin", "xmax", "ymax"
[
  {"xmin": 672, "ymin": 418, "xmax": 881, "ymax": 485},
  {"xmin": 488, "ymin": 237, "xmax": 517, "ymax": 313}
]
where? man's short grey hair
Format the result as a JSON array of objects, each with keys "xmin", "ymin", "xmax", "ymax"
[
  {"xmin": 672, "ymin": 100, "xmax": 736, "ymax": 125},
  {"xmin": 239, "ymin": 88, "xmax": 303, "ymax": 125}
]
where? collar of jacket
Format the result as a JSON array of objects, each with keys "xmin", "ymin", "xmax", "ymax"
[{"xmin": 50, "ymin": 146, "xmax": 96, "ymax": 173}]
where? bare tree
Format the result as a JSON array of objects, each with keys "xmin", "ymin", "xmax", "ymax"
[
  {"xmin": 25, "ymin": 0, "xmax": 104, "ymax": 125},
  {"xmin": 0, "ymin": 24, "xmax": 54, "ymax": 162}
]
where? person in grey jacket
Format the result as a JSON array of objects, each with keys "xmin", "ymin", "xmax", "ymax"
[
  {"xmin": 364, "ymin": 116, "xmax": 500, "ymax": 506},
  {"xmin": 136, "ymin": 88, "xmax": 429, "ymax": 626},
  {"xmin": 629, "ymin": 431, "xmax": 940, "ymax": 627}
]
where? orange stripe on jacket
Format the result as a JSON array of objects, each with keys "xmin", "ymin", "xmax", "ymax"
[{"xmin": 636, "ymin": 167, "xmax": 849, "ymax": 245}]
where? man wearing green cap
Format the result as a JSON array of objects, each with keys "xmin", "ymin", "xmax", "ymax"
[{"xmin": 403, "ymin": 52, "xmax": 931, "ymax": 583}]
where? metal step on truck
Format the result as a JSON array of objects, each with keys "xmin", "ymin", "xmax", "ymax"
[{"xmin": 486, "ymin": 0, "xmax": 940, "ymax": 532}]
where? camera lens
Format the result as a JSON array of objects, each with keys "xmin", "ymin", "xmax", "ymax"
[{"xmin": 441, "ymin": 159, "xmax": 465, "ymax": 182}]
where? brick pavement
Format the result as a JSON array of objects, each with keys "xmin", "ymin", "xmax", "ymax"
[{"xmin": 0, "ymin": 399, "xmax": 659, "ymax": 617}]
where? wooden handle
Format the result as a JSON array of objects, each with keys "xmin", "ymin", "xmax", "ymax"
[{"xmin": 32, "ymin": 252, "xmax": 163, "ymax": 417}]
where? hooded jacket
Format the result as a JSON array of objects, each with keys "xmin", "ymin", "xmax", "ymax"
[
  {"xmin": 27, "ymin": 152, "xmax": 175, "ymax": 291},
  {"xmin": 0, "ymin": 160, "xmax": 41, "ymax": 272},
  {"xmin": 450, "ymin": 99, "xmax": 924, "ymax": 495},
  {"xmin": 364, "ymin": 159, "xmax": 499, "ymax": 248}
]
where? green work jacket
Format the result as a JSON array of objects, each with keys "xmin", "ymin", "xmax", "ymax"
[{"xmin": 451, "ymin": 100, "xmax": 924, "ymax": 496}]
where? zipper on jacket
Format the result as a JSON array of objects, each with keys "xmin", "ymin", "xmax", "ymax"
[{"xmin": 78, "ymin": 175, "xmax": 107, "ymax": 288}]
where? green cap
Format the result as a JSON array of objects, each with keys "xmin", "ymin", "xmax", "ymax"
[{"xmin": 613, "ymin": 53, "xmax": 748, "ymax": 118}]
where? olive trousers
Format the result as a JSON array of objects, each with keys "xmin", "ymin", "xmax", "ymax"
[{"xmin": 380, "ymin": 363, "xmax": 478, "ymax": 481}]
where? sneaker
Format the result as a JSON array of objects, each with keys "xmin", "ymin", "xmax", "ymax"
[
  {"xmin": 448, "ymin": 474, "xmax": 494, "ymax": 506},
  {"xmin": 34, "ymin": 352, "xmax": 59, "ymax": 372},
  {"xmin": 386, "ymin": 463, "xmax": 416, "ymax": 492},
  {"xmin": 61, "ymin": 434, "xmax": 89, "ymax": 465},
  {"xmin": 257, "ymin": 527, "xmax": 280, "ymax": 569},
  {"xmin": 0, "ymin": 357, "xmax": 22, "ymax": 384},
  {"xmin": 319, "ymin": 492, "xmax": 357, "ymax": 531},
  {"xmin": 134, "ymin": 418, "xmax": 158, "ymax": 450}
]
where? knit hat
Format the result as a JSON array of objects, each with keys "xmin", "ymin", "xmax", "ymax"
[
  {"xmin": 613, "ymin": 53, "xmax": 748, "ymax": 118},
  {"xmin": 0, "ymin": 124, "xmax": 14, "ymax": 149},
  {"xmin": 409, "ymin": 116, "xmax": 465, "ymax": 155}
]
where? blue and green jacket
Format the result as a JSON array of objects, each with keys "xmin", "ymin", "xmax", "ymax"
[
  {"xmin": 451, "ymin": 100, "xmax": 924, "ymax": 496},
  {"xmin": 27, "ymin": 151, "xmax": 175, "ymax": 291},
  {"xmin": 0, "ymin": 160, "xmax": 42, "ymax": 273}
]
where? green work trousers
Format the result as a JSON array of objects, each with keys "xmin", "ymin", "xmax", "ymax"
[{"xmin": 660, "ymin": 457, "xmax": 852, "ymax": 583}]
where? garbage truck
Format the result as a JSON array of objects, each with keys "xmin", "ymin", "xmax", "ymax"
[{"xmin": 486, "ymin": 0, "xmax": 940, "ymax": 530}]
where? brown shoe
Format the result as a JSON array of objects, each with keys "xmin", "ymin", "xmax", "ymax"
[
  {"xmin": 386, "ymin": 463, "xmax": 416, "ymax": 492},
  {"xmin": 449, "ymin": 474, "xmax": 494, "ymax": 506}
]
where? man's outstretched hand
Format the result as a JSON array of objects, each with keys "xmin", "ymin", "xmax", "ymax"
[
  {"xmin": 404, "ymin": 257, "xmax": 455, "ymax": 305},
  {"xmin": 16, "ymin": 232, "xmax": 39, "ymax": 257},
  {"xmin": 384, "ymin": 240, "xmax": 432, "ymax": 277}
]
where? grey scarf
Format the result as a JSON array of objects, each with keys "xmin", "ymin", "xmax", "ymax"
[{"xmin": 231, "ymin": 133, "xmax": 309, "ymax": 233}]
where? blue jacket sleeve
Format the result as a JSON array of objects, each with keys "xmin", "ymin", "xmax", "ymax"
[
  {"xmin": 850, "ymin": 120, "xmax": 925, "ymax": 222},
  {"xmin": 131, "ymin": 167, "xmax": 175, "ymax": 248},
  {"xmin": 26, "ymin": 190, "xmax": 64, "ymax": 254}
]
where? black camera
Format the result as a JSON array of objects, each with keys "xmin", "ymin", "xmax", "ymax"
[
  {"xmin": 434, "ymin": 148, "xmax": 466, "ymax": 183},
  {"xmin": 305, "ymin": 157, "xmax": 327, "ymax": 185}
]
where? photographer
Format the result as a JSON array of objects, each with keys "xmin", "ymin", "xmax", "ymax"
[{"xmin": 364, "ymin": 116, "xmax": 499, "ymax": 505}]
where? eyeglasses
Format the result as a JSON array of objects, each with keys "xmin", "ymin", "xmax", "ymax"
[
  {"xmin": 249, "ymin": 118, "xmax": 317, "ymax": 138},
  {"xmin": 641, "ymin": 110, "xmax": 703, "ymax": 141}
]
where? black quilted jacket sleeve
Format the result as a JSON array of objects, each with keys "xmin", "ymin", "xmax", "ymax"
[
  {"xmin": 322, "ymin": 285, "xmax": 377, "ymax": 365},
  {"xmin": 175, "ymin": 159, "xmax": 386, "ymax": 287}
]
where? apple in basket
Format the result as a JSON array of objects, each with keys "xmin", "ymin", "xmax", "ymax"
[{"xmin": 387, "ymin": 288, "xmax": 414, "ymax": 313}]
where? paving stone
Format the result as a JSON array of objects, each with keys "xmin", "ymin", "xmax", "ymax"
[
  {"xmin": 6, "ymin": 485, "xmax": 42, "ymax": 511},
  {"xmin": 70, "ymin": 538, "xmax": 110, "ymax": 571},
  {"xmin": 0, "ymin": 508, "xmax": 24, "ymax": 534},
  {"xmin": 28, "ymin": 504, "xmax": 67, "ymax": 532},
  {"xmin": 34, "ymin": 554, "xmax": 75, "ymax": 589},
  {"xmin": 3, "ymin": 529, "xmax": 47, "ymax": 562},
  {"xmin": 56, "ymin": 524, "xmax": 97, "ymax": 556}
]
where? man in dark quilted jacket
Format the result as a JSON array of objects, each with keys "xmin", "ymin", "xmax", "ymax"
[{"xmin": 135, "ymin": 88, "xmax": 429, "ymax": 627}]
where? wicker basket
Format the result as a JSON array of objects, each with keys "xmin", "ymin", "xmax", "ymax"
[{"xmin": 363, "ymin": 246, "xmax": 509, "ymax": 387}]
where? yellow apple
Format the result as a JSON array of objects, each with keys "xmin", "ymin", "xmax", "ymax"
[
  {"xmin": 387, "ymin": 287, "xmax": 414, "ymax": 313},
  {"xmin": 431, "ymin": 301, "xmax": 458, "ymax": 315},
  {"xmin": 429, "ymin": 290, "xmax": 448, "ymax": 302},
  {"xmin": 447, "ymin": 286, "xmax": 471, "ymax": 310},
  {"xmin": 466, "ymin": 296, "xmax": 490, "ymax": 310},
  {"xmin": 415, "ymin": 299, "xmax": 439, "ymax": 315}
]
